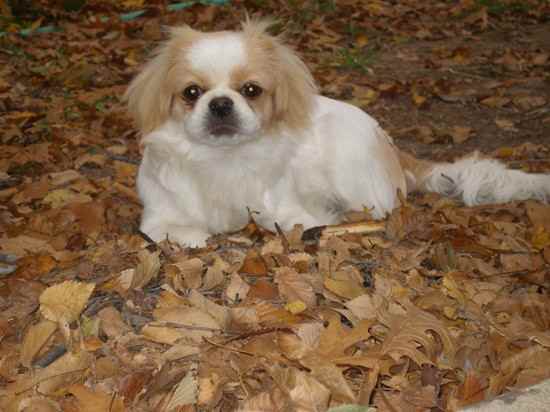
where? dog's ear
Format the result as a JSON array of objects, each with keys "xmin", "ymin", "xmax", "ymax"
[
  {"xmin": 272, "ymin": 39, "xmax": 317, "ymax": 130},
  {"xmin": 124, "ymin": 26, "xmax": 197, "ymax": 134},
  {"xmin": 242, "ymin": 19, "xmax": 317, "ymax": 131}
]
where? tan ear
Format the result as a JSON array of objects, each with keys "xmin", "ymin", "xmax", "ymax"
[
  {"xmin": 124, "ymin": 26, "xmax": 197, "ymax": 134},
  {"xmin": 242, "ymin": 19, "xmax": 317, "ymax": 131},
  {"xmin": 272, "ymin": 39, "xmax": 317, "ymax": 130}
]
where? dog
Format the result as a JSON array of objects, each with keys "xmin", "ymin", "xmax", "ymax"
[{"xmin": 125, "ymin": 20, "xmax": 550, "ymax": 247}]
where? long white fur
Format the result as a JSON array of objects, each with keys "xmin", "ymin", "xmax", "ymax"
[
  {"xmin": 424, "ymin": 154, "xmax": 550, "ymax": 205},
  {"xmin": 138, "ymin": 95, "xmax": 406, "ymax": 246}
]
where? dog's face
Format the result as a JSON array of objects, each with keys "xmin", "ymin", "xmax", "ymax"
[{"xmin": 126, "ymin": 21, "xmax": 317, "ymax": 146}]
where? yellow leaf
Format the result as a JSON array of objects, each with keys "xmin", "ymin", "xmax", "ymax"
[
  {"xmin": 42, "ymin": 188, "xmax": 91, "ymax": 208},
  {"xmin": 532, "ymin": 226, "xmax": 550, "ymax": 250},
  {"xmin": 324, "ymin": 277, "xmax": 364, "ymax": 300},
  {"xmin": 355, "ymin": 34, "xmax": 369, "ymax": 47},
  {"xmin": 39, "ymin": 281, "xmax": 95, "ymax": 323},
  {"xmin": 30, "ymin": 17, "xmax": 43, "ymax": 31},
  {"xmin": 121, "ymin": 0, "xmax": 144, "ymax": 8},
  {"xmin": 412, "ymin": 90, "xmax": 427, "ymax": 106},
  {"xmin": 496, "ymin": 146, "xmax": 515, "ymax": 158},
  {"xmin": 285, "ymin": 300, "xmax": 307, "ymax": 314}
]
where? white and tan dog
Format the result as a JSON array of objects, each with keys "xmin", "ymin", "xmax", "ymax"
[{"xmin": 126, "ymin": 20, "xmax": 550, "ymax": 247}]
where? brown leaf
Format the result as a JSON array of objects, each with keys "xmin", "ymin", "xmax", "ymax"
[
  {"xmin": 317, "ymin": 314, "xmax": 373, "ymax": 359},
  {"xmin": 239, "ymin": 249, "xmax": 268, "ymax": 276},
  {"xmin": 144, "ymin": 307, "xmax": 221, "ymax": 344},
  {"xmin": 274, "ymin": 267, "xmax": 316, "ymax": 308},
  {"xmin": 378, "ymin": 305, "xmax": 456, "ymax": 366},
  {"xmin": 188, "ymin": 289, "xmax": 230, "ymax": 329},
  {"xmin": 248, "ymin": 279, "xmax": 279, "ymax": 300},
  {"xmin": 97, "ymin": 306, "xmax": 132, "ymax": 339},
  {"xmin": 481, "ymin": 95, "xmax": 511, "ymax": 108},
  {"xmin": 202, "ymin": 256, "xmax": 228, "ymax": 290},
  {"xmin": 10, "ymin": 350, "xmax": 93, "ymax": 395},
  {"xmin": 457, "ymin": 371, "xmax": 486, "ymax": 406},
  {"xmin": 14, "ymin": 254, "xmax": 56, "ymax": 279},
  {"xmin": 302, "ymin": 357, "xmax": 357, "ymax": 403},
  {"xmin": 345, "ymin": 294, "xmax": 385, "ymax": 320},
  {"xmin": 67, "ymin": 384, "xmax": 125, "ymax": 412},
  {"xmin": 132, "ymin": 249, "xmax": 161, "ymax": 290},
  {"xmin": 450, "ymin": 126, "xmax": 473, "ymax": 144},
  {"xmin": 225, "ymin": 273, "xmax": 250, "ymax": 303},
  {"xmin": 166, "ymin": 257, "xmax": 204, "ymax": 290},
  {"xmin": 270, "ymin": 365, "xmax": 330, "ymax": 411}
]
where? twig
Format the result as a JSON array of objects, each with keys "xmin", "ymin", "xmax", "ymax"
[
  {"xmin": 320, "ymin": 221, "xmax": 386, "ymax": 238},
  {"xmin": 274, "ymin": 222, "xmax": 290, "ymax": 253},
  {"xmin": 203, "ymin": 337, "xmax": 258, "ymax": 357}
]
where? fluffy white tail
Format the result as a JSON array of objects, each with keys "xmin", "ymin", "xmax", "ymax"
[{"xmin": 401, "ymin": 151, "xmax": 550, "ymax": 206}]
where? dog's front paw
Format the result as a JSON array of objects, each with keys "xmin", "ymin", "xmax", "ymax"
[
  {"xmin": 141, "ymin": 222, "xmax": 210, "ymax": 248},
  {"xmin": 166, "ymin": 227, "xmax": 210, "ymax": 248}
]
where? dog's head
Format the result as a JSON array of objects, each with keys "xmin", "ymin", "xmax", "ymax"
[{"xmin": 125, "ymin": 20, "xmax": 317, "ymax": 146}]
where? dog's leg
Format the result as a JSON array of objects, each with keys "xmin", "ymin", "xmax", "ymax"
[{"xmin": 399, "ymin": 150, "xmax": 550, "ymax": 206}]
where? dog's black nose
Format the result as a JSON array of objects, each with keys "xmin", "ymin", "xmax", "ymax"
[{"xmin": 209, "ymin": 96, "xmax": 234, "ymax": 118}]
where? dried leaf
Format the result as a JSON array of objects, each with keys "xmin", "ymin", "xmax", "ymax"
[
  {"xmin": 39, "ymin": 281, "xmax": 95, "ymax": 323},
  {"xmin": 239, "ymin": 249, "xmax": 268, "ymax": 276},
  {"xmin": 275, "ymin": 267, "xmax": 316, "ymax": 308},
  {"xmin": 165, "ymin": 367, "xmax": 198, "ymax": 411},
  {"xmin": 225, "ymin": 273, "xmax": 250, "ymax": 303},
  {"xmin": 67, "ymin": 384, "xmax": 125, "ymax": 412},
  {"xmin": 20, "ymin": 320, "xmax": 58, "ymax": 367}
]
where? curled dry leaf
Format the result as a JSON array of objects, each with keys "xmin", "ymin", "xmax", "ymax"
[
  {"xmin": 132, "ymin": 248, "xmax": 161, "ymax": 290},
  {"xmin": 378, "ymin": 305, "xmax": 456, "ymax": 366},
  {"xmin": 166, "ymin": 257, "xmax": 204, "ymax": 290},
  {"xmin": 39, "ymin": 280, "xmax": 95, "ymax": 323}
]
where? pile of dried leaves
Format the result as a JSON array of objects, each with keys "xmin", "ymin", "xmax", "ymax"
[{"xmin": 1, "ymin": 0, "xmax": 550, "ymax": 411}]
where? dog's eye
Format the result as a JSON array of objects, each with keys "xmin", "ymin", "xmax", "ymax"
[
  {"xmin": 240, "ymin": 82, "xmax": 263, "ymax": 99},
  {"xmin": 182, "ymin": 85, "xmax": 203, "ymax": 102}
]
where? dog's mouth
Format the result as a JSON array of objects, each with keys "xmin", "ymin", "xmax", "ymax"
[
  {"xmin": 207, "ymin": 116, "xmax": 242, "ymax": 137},
  {"xmin": 208, "ymin": 124, "xmax": 241, "ymax": 137}
]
